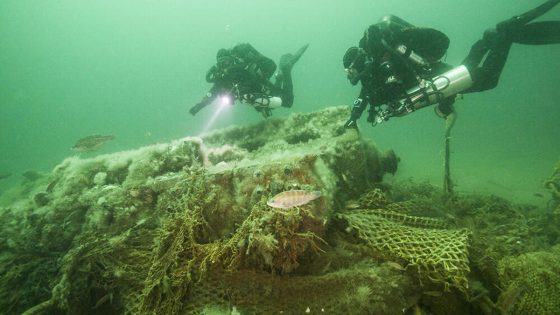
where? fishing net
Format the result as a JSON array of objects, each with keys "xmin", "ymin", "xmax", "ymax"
[
  {"xmin": 496, "ymin": 245, "xmax": 560, "ymax": 315},
  {"xmin": 338, "ymin": 189, "xmax": 470, "ymax": 292},
  {"xmin": 337, "ymin": 209, "xmax": 470, "ymax": 291},
  {"xmin": 127, "ymin": 167, "xmax": 418, "ymax": 315},
  {"xmin": 181, "ymin": 262, "xmax": 418, "ymax": 314}
]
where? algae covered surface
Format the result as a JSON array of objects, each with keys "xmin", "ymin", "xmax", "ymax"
[{"xmin": 1, "ymin": 106, "xmax": 559, "ymax": 315}]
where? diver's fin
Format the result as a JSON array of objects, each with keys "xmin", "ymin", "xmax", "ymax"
[
  {"xmin": 511, "ymin": 21, "xmax": 560, "ymax": 44},
  {"xmin": 279, "ymin": 43, "xmax": 310, "ymax": 74},
  {"xmin": 497, "ymin": 0, "xmax": 560, "ymax": 33},
  {"xmin": 291, "ymin": 43, "xmax": 310, "ymax": 64}
]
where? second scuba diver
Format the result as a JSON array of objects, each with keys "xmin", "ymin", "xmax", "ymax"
[
  {"xmin": 190, "ymin": 43, "xmax": 309, "ymax": 118},
  {"xmin": 342, "ymin": 0, "xmax": 560, "ymax": 128}
]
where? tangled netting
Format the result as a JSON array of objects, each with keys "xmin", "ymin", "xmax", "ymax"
[
  {"xmin": 85, "ymin": 171, "xmax": 427, "ymax": 315},
  {"xmin": 9, "ymin": 172, "xmax": 478, "ymax": 315},
  {"xmin": 27, "ymin": 171, "xmax": 419, "ymax": 314},
  {"xmin": 121, "ymin": 171, "xmax": 418, "ymax": 315},
  {"xmin": 181, "ymin": 263, "xmax": 417, "ymax": 314},
  {"xmin": 338, "ymin": 190, "xmax": 471, "ymax": 292},
  {"xmin": 496, "ymin": 245, "xmax": 560, "ymax": 315}
]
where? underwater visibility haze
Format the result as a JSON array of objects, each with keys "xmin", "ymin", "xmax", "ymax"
[
  {"xmin": 1, "ymin": 0, "xmax": 559, "ymax": 204},
  {"xmin": 1, "ymin": 0, "xmax": 559, "ymax": 206},
  {"xmin": 0, "ymin": 1, "xmax": 560, "ymax": 314}
]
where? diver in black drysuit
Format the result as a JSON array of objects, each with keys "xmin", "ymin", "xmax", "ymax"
[
  {"xmin": 189, "ymin": 43, "xmax": 309, "ymax": 118},
  {"xmin": 343, "ymin": 16, "xmax": 456, "ymax": 125},
  {"xmin": 343, "ymin": 0, "xmax": 560, "ymax": 128}
]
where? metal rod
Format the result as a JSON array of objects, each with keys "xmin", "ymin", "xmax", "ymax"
[{"xmin": 443, "ymin": 112, "xmax": 457, "ymax": 196}]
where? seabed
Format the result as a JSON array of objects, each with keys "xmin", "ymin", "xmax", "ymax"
[{"xmin": 1, "ymin": 106, "xmax": 559, "ymax": 315}]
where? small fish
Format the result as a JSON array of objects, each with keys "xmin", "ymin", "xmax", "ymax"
[
  {"xmin": 0, "ymin": 172, "xmax": 12, "ymax": 180},
  {"xmin": 72, "ymin": 134, "xmax": 114, "ymax": 152},
  {"xmin": 267, "ymin": 190, "xmax": 322, "ymax": 209}
]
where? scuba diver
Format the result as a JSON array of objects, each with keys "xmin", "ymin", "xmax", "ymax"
[
  {"xmin": 189, "ymin": 43, "xmax": 309, "ymax": 118},
  {"xmin": 342, "ymin": 0, "xmax": 560, "ymax": 128}
]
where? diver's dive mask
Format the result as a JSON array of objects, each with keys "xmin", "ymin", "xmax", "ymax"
[{"xmin": 343, "ymin": 47, "xmax": 368, "ymax": 85}]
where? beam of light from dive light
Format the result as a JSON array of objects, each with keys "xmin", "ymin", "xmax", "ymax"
[{"xmin": 200, "ymin": 94, "xmax": 232, "ymax": 134}]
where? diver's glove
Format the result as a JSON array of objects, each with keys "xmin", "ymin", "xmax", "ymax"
[
  {"xmin": 343, "ymin": 117, "xmax": 359, "ymax": 129},
  {"xmin": 344, "ymin": 110, "xmax": 361, "ymax": 128},
  {"xmin": 190, "ymin": 96, "xmax": 215, "ymax": 115},
  {"xmin": 189, "ymin": 102, "xmax": 206, "ymax": 116},
  {"xmin": 190, "ymin": 91, "xmax": 216, "ymax": 116},
  {"xmin": 343, "ymin": 98, "xmax": 365, "ymax": 128}
]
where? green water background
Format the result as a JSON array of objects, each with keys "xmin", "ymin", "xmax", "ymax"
[{"xmin": 1, "ymin": 0, "xmax": 559, "ymax": 205}]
